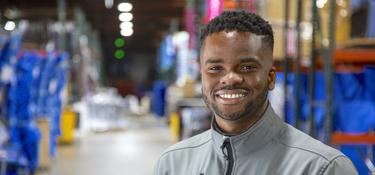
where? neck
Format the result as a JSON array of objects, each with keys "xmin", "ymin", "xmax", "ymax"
[{"xmin": 215, "ymin": 101, "xmax": 269, "ymax": 135}]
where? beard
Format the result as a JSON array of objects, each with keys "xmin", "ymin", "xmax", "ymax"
[{"xmin": 202, "ymin": 84, "xmax": 269, "ymax": 122}]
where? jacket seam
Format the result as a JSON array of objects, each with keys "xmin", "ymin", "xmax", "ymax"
[
  {"xmin": 277, "ymin": 140, "xmax": 333, "ymax": 161},
  {"xmin": 160, "ymin": 138, "xmax": 212, "ymax": 158},
  {"xmin": 318, "ymin": 155, "xmax": 347, "ymax": 175}
]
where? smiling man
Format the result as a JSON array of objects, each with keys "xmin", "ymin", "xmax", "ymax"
[{"xmin": 155, "ymin": 10, "xmax": 358, "ymax": 175}]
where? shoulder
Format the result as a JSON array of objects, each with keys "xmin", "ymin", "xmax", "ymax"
[
  {"xmin": 277, "ymin": 124, "xmax": 346, "ymax": 162},
  {"xmin": 275, "ymin": 124, "xmax": 357, "ymax": 174},
  {"xmin": 154, "ymin": 130, "xmax": 213, "ymax": 175},
  {"xmin": 160, "ymin": 129, "xmax": 212, "ymax": 158}
]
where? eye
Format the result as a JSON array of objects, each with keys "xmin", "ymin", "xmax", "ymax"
[
  {"xmin": 207, "ymin": 66, "xmax": 223, "ymax": 73},
  {"xmin": 240, "ymin": 65, "xmax": 257, "ymax": 72}
]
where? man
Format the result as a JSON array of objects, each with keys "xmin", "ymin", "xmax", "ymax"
[{"xmin": 155, "ymin": 10, "xmax": 358, "ymax": 175}]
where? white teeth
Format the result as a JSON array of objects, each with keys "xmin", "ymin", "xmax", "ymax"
[{"xmin": 219, "ymin": 94, "xmax": 245, "ymax": 99}]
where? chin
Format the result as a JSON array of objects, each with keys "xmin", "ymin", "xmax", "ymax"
[{"xmin": 215, "ymin": 109, "xmax": 249, "ymax": 121}]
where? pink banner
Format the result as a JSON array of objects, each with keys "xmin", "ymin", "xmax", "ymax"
[
  {"xmin": 248, "ymin": 0, "xmax": 256, "ymax": 13},
  {"xmin": 207, "ymin": 0, "xmax": 224, "ymax": 21}
]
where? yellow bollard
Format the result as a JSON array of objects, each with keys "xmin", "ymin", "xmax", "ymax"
[
  {"xmin": 58, "ymin": 106, "xmax": 76, "ymax": 144},
  {"xmin": 170, "ymin": 112, "xmax": 181, "ymax": 142}
]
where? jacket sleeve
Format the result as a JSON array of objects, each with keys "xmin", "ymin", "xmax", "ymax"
[{"xmin": 320, "ymin": 156, "xmax": 358, "ymax": 175}]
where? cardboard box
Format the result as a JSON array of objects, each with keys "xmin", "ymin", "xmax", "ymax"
[{"xmin": 37, "ymin": 118, "xmax": 50, "ymax": 168}]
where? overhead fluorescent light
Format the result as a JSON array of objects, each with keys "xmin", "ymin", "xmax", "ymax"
[
  {"xmin": 120, "ymin": 28, "xmax": 133, "ymax": 37},
  {"xmin": 120, "ymin": 21, "xmax": 133, "ymax": 29},
  {"xmin": 119, "ymin": 12, "xmax": 133, "ymax": 22},
  {"xmin": 118, "ymin": 2, "xmax": 133, "ymax": 12}
]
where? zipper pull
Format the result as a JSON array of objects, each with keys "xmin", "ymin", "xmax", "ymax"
[
  {"xmin": 221, "ymin": 137, "xmax": 234, "ymax": 175},
  {"xmin": 220, "ymin": 138, "xmax": 230, "ymax": 160}
]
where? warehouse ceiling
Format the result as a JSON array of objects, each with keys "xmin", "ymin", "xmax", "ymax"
[{"xmin": 0, "ymin": 0, "xmax": 185, "ymax": 80}]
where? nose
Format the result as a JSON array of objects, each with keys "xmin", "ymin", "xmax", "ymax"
[{"xmin": 220, "ymin": 71, "xmax": 244, "ymax": 85}]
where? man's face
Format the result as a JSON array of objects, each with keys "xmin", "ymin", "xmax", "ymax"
[{"xmin": 200, "ymin": 31, "xmax": 275, "ymax": 122}]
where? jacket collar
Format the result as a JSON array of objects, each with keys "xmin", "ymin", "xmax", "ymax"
[{"xmin": 211, "ymin": 102, "xmax": 284, "ymax": 157}]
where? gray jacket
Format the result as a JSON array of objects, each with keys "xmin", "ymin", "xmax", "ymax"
[{"xmin": 155, "ymin": 104, "xmax": 358, "ymax": 175}]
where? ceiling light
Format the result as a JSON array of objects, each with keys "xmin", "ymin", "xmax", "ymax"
[
  {"xmin": 4, "ymin": 21, "xmax": 15, "ymax": 31},
  {"xmin": 120, "ymin": 28, "xmax": 133, "ymax": 37},
  {"xmin": 316, "ymin": 0, "xmax": 327, "ymax": 8},
  {"xmin": 120, "ymin": 22, "xmax": 133, "ymax": 29},
  {"xmin": 118, "ymin": 2, "xmax": 133, "ymax": 12},
  {"xmin": 119, "ymin": 13, "xmax": 133, "ymax": 22}
]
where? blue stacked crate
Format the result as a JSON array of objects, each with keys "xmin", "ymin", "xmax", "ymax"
[
  {"xmin": 0, "ymin": 32, "xmax": 68, "ymax": 174},
  {"xmin": 0, "ymin": 33, "xmax": 33, "ymax": 174},
  {"xmin": 280, "ymin": 66, "xmax": 375, "ymax": 174}
]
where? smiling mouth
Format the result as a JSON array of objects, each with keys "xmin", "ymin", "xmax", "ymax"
[
  {"xmin": 217, "ymin": 93, "xmax": 246, "ymax": 99},
  {"xmin": 214, "ymin": 89, "xmax": 249, "ymax": 104}
]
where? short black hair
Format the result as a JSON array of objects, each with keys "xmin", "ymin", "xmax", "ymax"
[{"xmin": 200, "ymin": 10, "xmax": 274, "ymax": 50}]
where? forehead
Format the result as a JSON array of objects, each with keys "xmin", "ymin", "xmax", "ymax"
[
  {"xmin": 206, "ymin": 30, "xmax": 261, "ymax": 43},
  {"xmin": 200, "ymin": 31, "xmax": 272, "ymax": 62}
]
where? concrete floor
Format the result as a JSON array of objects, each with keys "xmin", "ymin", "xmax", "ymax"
[{"xmin": 38, "ymin": 115, "xmax": 173, "ymax": 175}]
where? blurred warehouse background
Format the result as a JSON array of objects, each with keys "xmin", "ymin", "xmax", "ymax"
[{"xmin": 0, "ymin": 0, "xmax": 375, "ymax": 174}]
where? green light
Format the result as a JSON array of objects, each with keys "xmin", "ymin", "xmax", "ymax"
[
  {"xmin": 115, "ymin": 50, "xmax": 125, "ymax": 59},
  {"xmin": 114, "ymin": 38, "xmax": 125, "ymax": 48}
]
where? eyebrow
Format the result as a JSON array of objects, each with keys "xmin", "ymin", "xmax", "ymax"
[
  {"xmin": 204, "ymin": 58, "xmax": 223, "ymax": 65},
  {"xmin": 239, "ymin": 57, "xmax": 260, "ymax": 63},
  {"xmin": 204, "ymin": 57, "xmax": 261, "ymax": 65}
]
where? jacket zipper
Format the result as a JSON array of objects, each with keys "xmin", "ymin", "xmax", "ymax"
[{"xmin": 221, "ymin": 137, "xmax": 234, "ymax": 175}]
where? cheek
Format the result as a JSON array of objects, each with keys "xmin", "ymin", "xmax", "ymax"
[
  {"xmin": 245, "ymin": 74, "xmax": 267, "ymax": 89},
  {"xmin": 201, "ymin": 75, "xmax": 218, "ymax": 94},
  {"xmin": 254, "ymin": 76, "xmax": 262, "ymax": 83},
  {"xmin": 201, "ymin": 76, "xmax": 210, "ymax": 91}
]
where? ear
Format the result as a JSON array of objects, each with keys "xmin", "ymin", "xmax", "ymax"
[{"xmin": 268, "ymin": 66, "xmax": 276, "ymax": 90}]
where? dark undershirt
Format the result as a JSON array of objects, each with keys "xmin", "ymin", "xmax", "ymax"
[{"xmin": 212, "ymin": 117, "xmax": 236, "ymax": 137}]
